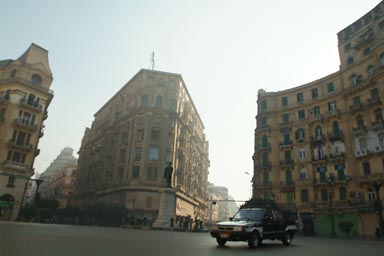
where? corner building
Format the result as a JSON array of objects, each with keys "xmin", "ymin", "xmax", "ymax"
[
  {"xmin": 254, "ymin": 2, "xmax": 384, "ymax": 238},
  {"xmin": 75, "ymin": 69, "xmax": 210, "ymax": 223},
  {"xmin": 0, "ymin": 44, "xmax": 54, "ymax": 220}
]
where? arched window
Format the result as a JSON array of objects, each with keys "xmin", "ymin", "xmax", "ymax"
[
  {"xmin": 155, "ymin": 95, "xmax": 163, "ymax": 106},
  {"xmin": 367, "ymin": 65, "xmax": 375, "ymax": 78},
  {"xmin": 31, "ymin": 74, "xmax": 42, "ymax": 86}
]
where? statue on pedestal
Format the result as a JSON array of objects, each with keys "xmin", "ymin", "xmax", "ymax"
[{"xmin": 164, "ymin": 162, "xmax": 173, "ymax": 188}]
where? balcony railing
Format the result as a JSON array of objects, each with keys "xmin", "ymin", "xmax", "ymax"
[
  {"xmin": 7, "ymin": 140, "xmax": 33, "ymax": 152},
  {"xmin": 353, "ymin": 29, "xmax": 374, "ymax": 50},
  {"xmin": 279, "ymin": 140, "xmax": 293, "ymax": 148},
  {"xmin": 19, "ymin": 97, "xmax": 43, "ymax": 112},
  {"xmin": 366, "ymin": 96, "xmax": 382, "ymax": 108},
  {"xmin": 255, "ymin": 162, "xmax": 272, "ymax": 170},
  {"xmin": 326, "ymin": 109, "xmax": 340, "ymax": 118},
  {"xmin": 350, "ymin": 102, "xmax": 364, "ymax": 114},
  {"xmin": 256, "ymin": 124, "xmax": 271, "ymax": 132},
  {"xmin": 255, "ymin": 143, "xmax": 271, "ymax": 151},
  {"xmin": 329, "ymin": 151, "xmax": 345, "ymax": 160},
  {"xmin": 312, "ymin": 156, "xmax": 327, "ymax": 163},
  {"xmin": 280, "ymin": 160, "xmax": 294, "ymax": 167},
  {"xmin": 371, "ymin": 119, "xmax": 384, "ymax": 131},
  {"xmin": 327, "ymin": 131, "xmax": 344, "ymax": 142},
  {"xmin": 13, "ymin": 118, "xmax": 38, "ymax": 132},
  {"xmin": 310, "ymin": 135, "xmax": 325, "ymax": 144},
  {"xmin": 255, "ymin": 181, "xmax": 272, "ymax": 189},
  {"xmin": 309, "ymin": 114, "xmax": 324, "ymax": 123}
]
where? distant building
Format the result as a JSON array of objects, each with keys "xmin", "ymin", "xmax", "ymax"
[
  {"xmin": 253, "ymin": 2, "xmax": 384, "ymax": 238},
  {"xmin": 47, "ymin": 165, "xmax": 77, "ymax": 208},
  {"xmin": 39, "ymin": 147, "xmax": 77, "ymax": 199},
  {"xmin": 0, "ymin": 44, "xmax": 54, "ymax": 221},
  {"xmin": 74, "ymin": 69, "xmax": 210, "ymax": 224},
  {"xmin": 208, "ymin": 183, "xmax": 238, "ymax": 223}
]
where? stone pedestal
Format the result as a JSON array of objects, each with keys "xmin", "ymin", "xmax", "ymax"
[{"xmin": 152, "ymin": 188, "xmax": 176, "ymax": 229}]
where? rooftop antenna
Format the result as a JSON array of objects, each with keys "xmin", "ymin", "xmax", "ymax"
[{"xmin": 150, "ymin": 52, "xmax": 155, "ymax": 70}]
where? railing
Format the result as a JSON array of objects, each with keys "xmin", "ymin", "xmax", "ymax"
[
  {"xmin": 366, "ymin": 96, "xmax": 382, "ymax": 108},
  {"xmin": 14, "ymin": 118, "xmax": 38, "ymax": 131},
  {"xmin": 280, "ymin": 160, "xmax": 294, "ymax": 167},
  {"xmin": 19, "ymin": 97, "xmax": 43, "ymax": 112},
  {"xmin": 349, "ymin": 102, "xmax": 364, "ymax": 113},
  {"xmin": 327, "ymin": 131, "xmax": 344, "ymax": 142}
]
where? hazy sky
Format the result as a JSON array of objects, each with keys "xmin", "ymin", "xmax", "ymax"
[{"xmin": 1, "ymin": 0, "xmax": 380, "ymax": 202}]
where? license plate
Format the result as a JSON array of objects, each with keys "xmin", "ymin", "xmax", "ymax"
[{"xmin": 220, "ymin": 232, "xmax": 230, "ymax": 238}]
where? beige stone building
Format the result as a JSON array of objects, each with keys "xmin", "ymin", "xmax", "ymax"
[
  {"xmin": 74, "ymin": 69, "xmax": 210, "ymax": 224},
  {"xmin": 254, "ymin": 1, "xmax": 384, "ymax": 238},
  {"xmin": 47, "ymin": 165, "xmax": 77, "ymax": 208},
  {"xmin": 0, "ymin": 43, "xmax": 54, "ymax": 220}
]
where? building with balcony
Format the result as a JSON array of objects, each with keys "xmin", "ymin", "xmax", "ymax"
[
  {"xmin": 74, "ymin": 69, "xmax": 210, "ymax": 225},
  {"xmin": 39, "ymin": 147, "xmax": 77, "ymax": 199},
  {"xmin": 253, "ymin": 2, "xmax": 384, "ymax": 238},
  {"xmin": 47, "ymin": 165, "xmax": 77, "ymax": 208},
  {"xmin": 0, "ymin": 43, "xmax": 54, "ymax": 221}
]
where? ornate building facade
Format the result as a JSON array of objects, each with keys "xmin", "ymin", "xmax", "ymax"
[
  {"xmin": 253, "ymin": 2, "xmax": 384, "ymax": 237},
  {"xmin": 0, "ymin": 43, "xmax": 54, "ymax": 220},
  {"xmin": 74, "ymin": 69, "xmax": 210, "ymax": 224}
]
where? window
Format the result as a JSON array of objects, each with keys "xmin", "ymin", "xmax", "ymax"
[
  {"xmin": 328, "ymin": 101, "xmax": 336, "ymax": 111},
  {"xmin": 141, "ymin": 95, "xmax": 149, "ymax": 106},
  {"xmin": 296, "ymin": 129, "xmax": 305, "ymax": 141},
  {"xmin": 148, "ymin": 148, "xmax": 159, "ymax": 160},
  {"xmin": 151, "ymin": 130, "xmax": 160, "ymax": 144},
  {"xmin": 347, "ymin": 57, "xmax": 354, "ymax": 65},
  {"xmin": 285, "ymin": 171, "xmax": 293, "ymax": 185},
  {"xmin": 315, "ymin": 126, "xmax": 323, "ymax": 139},
  {"xmin": 282, "ymin": 96, "xmax": 288, "ymax": 106},
  {"xmin": 356, "ymin": 115, "xmax": 364, "ymax": 127},
  {"xmin": 282, "ymin": 114, "xmax": 289, "ymax": 123},
  {"xmin": 136, "ymin": 129, "xmax": 144, "ymax": 142},
  {"xmin": 261, "ymin": 152, "xmax": 269, "ymax": 166},
  {"xmin": 287, "ymin": 192, "xmax": 294, "ymax": 204},
  {"xmin": 363, "ymin": 162, "xmax": 371, "ymax": 175},
  {"xmin": 320, "ymin": 189, "xmax": 328, "ymax": 201},
  {"xmin": 298, "ymin": 109, "xmax": 305, "ymax": 120},
  {"xmin": 132, "ymin": 166, "xmax": 140, "ymax": 178},
  {"xmin": 380, "ymin": 20, "xmax": 384, "ymax": 29},
  {"xmin": 262, "ymin": 171, "xmax": 269, "ymax": 186},
  {"xmin": 6, "ymin": 176, "xmax": 16, "ymax": 187},
  {"xmin": 147, "ymin": 166, "xmax": 158, "ymax": 180},
  {"xmin": 350, "ymin": 74, "xmax": 361, "ymax": 86},
  {"xmin": 318, "ymin": 166, "xmax": 327, "ymax": 182},
  {"xmin": 134, "ymin": 147, "xmax": 142, "ymax": 161},
  {"xmin": 344, "ymin": 43, "xmax": 352, "ymax": 50},
  {"xmin": 155, "ymin": 95, "xmax": 163, "ymax": 106},
  {"xmin": 261, "ymin": 135, "xmax": 268, "ymax": 148},
  {"xmin": 336, "ymin": 164, "xmax": 345, "ymax": 181},
  {"xmin": 298, "ymin": 147, "xmax": 307, "ymax": 160},
  {"xmin": 311, "ymin": 88, "xmax": 318, "ymax": 99},
  {"xmin": 380, "ymin": 53, "xmax": 384, "ymax": 67},
  {"xmin": 261, "ymin": 100, "xmax": 267, "ymax": 110},
  {"xmin": 10, "ymin": 70, "xmax": 16, "ymax": 78},
  {"xmin": 260, "ymin": 116, "xmax": 267, "ymax": 127},
  {"xmin": 313, "ymin": 106, "xmax": 320, "ymax": 116},
  {"xmin": 299, "ymin": 168, "xmax": 308, "ymax": 180},
  {"xmin": 31, "ymin": 74, "xmax": 42, "ymax": 86},
  {"xmin": 371, "ymin": 88, "xmax": 379, "ymax": 99},
  {"xmin": 301, "ymin": 189, "xmax": 309, "ymax": 202},
  {"xmin": 297, "ymin": 93, "xmax": 304, "ymax": 103},
  {"xmin": 327, "ymin": 82, "xmax": 334, "ymax": 93},
  {"xmin": 368, "ymin": 187, "xmax": 376, "ymax": 202},
  {"xmin": 283, "ymin": 134, "xmax": 291, "ymax": 144},
  {"xmin": 332, "ymin": 121, "xmax": 340, "ymax": 135},
  {"xmin": 339, "ymin": 187, "xmax": 347, "ymax": 201},
  {"xmin": 364, "ymin": 48, "xmax": 371, "ymax": 57},
  {"xmin": 169, "ymin": 99, "xmax": 177, "ymax": 111},
  {"xmin": 374, "ymin": 108, "xmax": 383, "ymax": 121}
]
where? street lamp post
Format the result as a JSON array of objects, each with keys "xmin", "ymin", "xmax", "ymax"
[
  {"xmin": 372, "ymin": 181, "xmax": 383, "ymax": 235},
  {"xmin": 327, "ymin": 173, "xmax": 336, "ymax": 238},
  {"xmin": 245, "ymin": 172, "xmax": 253, "ymax": 199}
]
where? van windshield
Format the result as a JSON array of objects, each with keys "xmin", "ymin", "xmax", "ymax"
[{"xmin": 232, "ymin": 208, "xmax": 263, "ymax": 222}]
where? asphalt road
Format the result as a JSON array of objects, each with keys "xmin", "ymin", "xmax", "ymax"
[{"xmin": 1, "ymin": 221, "xmax": 383, "ymax": 256}]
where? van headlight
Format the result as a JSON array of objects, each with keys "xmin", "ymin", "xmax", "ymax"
[{"xmin": 233, "ymin": 226, "xmax": 244, "ymax": 232}]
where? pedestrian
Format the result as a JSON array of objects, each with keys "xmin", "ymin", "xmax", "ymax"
[{"xmin": 375, "ymin": 227, "xmax": 381, "ymax": 239}]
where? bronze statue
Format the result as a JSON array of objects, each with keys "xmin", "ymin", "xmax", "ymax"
[{"xmin": 164, "ymin": 162, "xmax": 173, "ymax": 188}]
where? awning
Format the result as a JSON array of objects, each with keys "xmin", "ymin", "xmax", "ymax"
[{"xmin": 0, "ymin": 201, "xmax": 10, "ymax": 208}]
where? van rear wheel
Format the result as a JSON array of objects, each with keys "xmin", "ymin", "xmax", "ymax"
[{"xmin": 282, "ymin": 231, "xmax": 292, "ymax": 245}]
